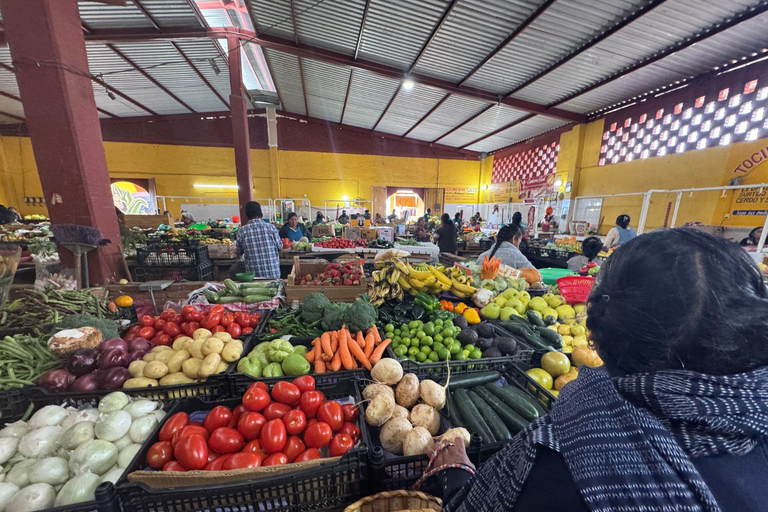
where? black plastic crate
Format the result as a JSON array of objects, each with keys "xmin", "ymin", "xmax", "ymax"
[
  {"xmin": 109, "ymin": 378, "xmax": 370, "ymax": 512},
  {"xmin": 131, "ymin": 260, "xmax": 213, "ymax": 282},
  {"xmin": 505, "ymin": 363, "xmax": 556, "ymax": 412},
  {"xmin": 136, "ymin": 243, "xmax": 209, "ymax": 266},
  {"xmin": 0, "ymin": 387, "xmax": 31, "ymax": 424}
]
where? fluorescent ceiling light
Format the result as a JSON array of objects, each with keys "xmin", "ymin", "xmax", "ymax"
[
  {"xmin": 396, "ymin": 190, "xmax": 414, "ymax": 194},
  {"xmin": 342, "ymin": 195, "xmax": 349, "ymax": 200},
  {"xmin": 194, "ymin": 184, "xmax": 239, "ymax": 189},
  {"xmin": 402, "ymin": 78, "xmax": 415, "ymax": 90}
]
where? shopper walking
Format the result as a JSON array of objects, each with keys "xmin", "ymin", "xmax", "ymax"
[
  {"xmin": 434, "ymin": 213, "xmax": 458, "ymax": 255},
  {"xmin": 604, "ymin": 214, "xmax": 637, "ymax": 248},
  {"xmin": 475, "ymin": 224, "xmax": 534, "ymax": 269},
  {"xmin": 430, "ymin": 228, "xmax": 768, "ymax": 512},
  {"xmin": 236, "ymin": 201, "xmax": 282, "ymax": 279},
  {"xmin": 566, "ymin": 236, "xmax": 605, "ymax": 271},
  {"xmin": 278, "ymin": 212, "xmax": 311, "ymax": 242}
]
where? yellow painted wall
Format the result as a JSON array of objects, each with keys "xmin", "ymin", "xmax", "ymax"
[{"xmin": 0, "ymin": 136, "xmax": 482, "ymax": 219}]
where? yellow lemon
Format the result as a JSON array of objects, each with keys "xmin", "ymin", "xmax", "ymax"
[{"xmin": 526, "ymin": 368, "xmax": 554, "ymax": 390}]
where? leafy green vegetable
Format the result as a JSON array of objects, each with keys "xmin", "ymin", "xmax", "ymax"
[
  {"xmin": 50, "ymin": 314, "xmax": 119, "ymax": 339},
  {"xmin": 344, "ymin": 298, "xmax": 378, "ymax": 333},
  {"xmin": 299, "ymin": 292, "xmax": 330, "ymax": 324},
  {"xmin": 321, "ymin": 302, "xmax": 349, "ymax": 331}
]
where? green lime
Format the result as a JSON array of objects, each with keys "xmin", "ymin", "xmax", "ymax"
[
  {"xmin": 410, "ymin": 339, "xmax": 421, "ymax": 348},
  {"xmin": 462, "ymin": 349, "xmax": 470, "ymax": 358},
  {"xmin": 410, "ymin": 328, "xmax": 417, "ymax": 336},
  {"xmin": 401, "ymin": 324, "xmax": 410, "ymax": 333},
  {"xmin": 455, "ymin": 351, "xmax": 468, "ymax": 361},
  {"xmin": 441, "ymin": 329, "xmax": 453, "ymax": 338},
  {"xmin": 434, "ymin": 319, "xmax": 444, "ymax": 327},
  {"xmin": 423, "ymin": 322, "xmax": 435, "ymax": 336},
  {"xmin": 416, "ymin": 331, "xmax": 426, "ymax": 340},
  {"xmin": 445, "ymin": 320, "xmax": 455, "ymax": 329},
  {"xmin": 401, "ymin": 337, "xmax": 410, "ymax": 345},
  {"xmin": 408, "ymin": 347, "xmax": 420, "ymax": 356},
  {"xmin": 385, "ymin": 324, "xmax": 394, "ymax": 332},
  {"xmin": 416, "ymin": 352, "xmax": 428, "ymax": 362},
  {"xmin": 453, "ymin": 327, "xmax": 462, "ymax": 337},
  {"xmin": 434, "ymin": 333, "xmax": 444, "ymax": 343},
  {"xmin": 421, "ymin": 336, "xmax": 433, "ymax": 347},
  {"xmin": 407, "ymin": 355, "xmax": 416, "ymax": 361},
  {"xmin": 408, "ymin": 320, "xmax": 420, "ymax": 330},
  {"xmin": 471, "ymin": 348, "xmax": 483, "ymax": 359},
  {"xmin": 394, "ymin": 346, "xmax": 407, "ymax": 357},
  {"xmin": 444, "ymin": 337, "xmax": 455, "ymax": 347},
  {"xmin": 438, "ymin": 348, "xmax": 450, "ymax": 361},
  {"xmin": 429, "ymin": 351, "xmax": 439, "ymax": 362},
  {"xmin": 463, "ymin": 344, "xmax": 475, "ymax": 352},
  {"xmin": 450, "ymin": 344, "xmax": 461, "ymax": 355},
  {"xmin": 433, "ymin": 342, "xmax": 445, "ymax": 353},
  {"xmin": 420, "ymin": 345, "xmax": 431, "ymax": 355}
]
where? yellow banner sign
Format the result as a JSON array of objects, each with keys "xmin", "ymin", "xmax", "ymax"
[
  {"xmin": 481, "ymin": 181, "xmax": 519, "ymax": 203},
  {"xmin": 444, "ymin": 187, "xmax": 478, "ymax": 203},
  {"xmin": 731, "ymin": 187, "xmax": 768, "ymax": 216}
]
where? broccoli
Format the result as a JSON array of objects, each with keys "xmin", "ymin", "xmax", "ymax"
[
  {"xmin": 344, "ymin": 298, "xmax": 378, "ymax": 333},
  {"xmin": 50, "ymin": 314, "xmax": 119, "ymax": 339},
  {"xmin": 299, "ymin": 292, "xmax": 330, "ymax": 324},
  {"xmin": 321, "ymin": 302, "xmax": 349, "ymax": 331}
]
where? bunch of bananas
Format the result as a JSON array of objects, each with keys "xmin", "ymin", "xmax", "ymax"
[
  {"xmin": 369, "ymin": 259, "xmax": 479, "ymax": 305},
  {"xmin": 369, "ymin": 257, "xmax": 410, "ymax": 306},
  {"xmin": 446, "ymin": 266, "xmax": 478, "ymax": 298}
]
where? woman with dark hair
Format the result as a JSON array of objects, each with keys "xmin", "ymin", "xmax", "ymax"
[
  {"xmin": 312, "ymin": 211, "xmax": 325, "ymax": 225},
  {"xmin": 413, "ymin": 217, "xmax": 429, "ymax": 242},
  {"xmin": 511, "ymin": 211, "xmax": 522, "ymax": 228},
  {"xmin": 475, "ymin": 224, "xmax": 534, "ymax": 269},
  {"xmin": 566, "ymin": 236, "xmax": 604, "ymax": 271},
  {"xmin": 434, "ymin": 213, "xmax": 458, "ymax": 254},
  {"xmin": 740, "ymin": 226, "xmax": 764, "ymax": 247},
  {"xmin": 426, "ymin": 229, "xmax": 768, "ymax": 512},
  {"xmin": 278, "ymin": 212, "xmax": 311, "ymax": 242},
  {"xmin": 604, "ymin": 213, "xmax": 637, "ymax": 248}
]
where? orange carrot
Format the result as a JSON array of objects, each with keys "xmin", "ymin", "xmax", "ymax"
[
  {"xmin": 321, "ymin": 332, "xmax": 333, "ymax": 358},
  {"xmin": 310, "ymin": 337, "xmax": 322, "ymax": 363},
  {"xmin": 356, "ymin": 331, "xmax": 366, "ymax": 348},
  {"xmin": 347, "ymin": 334, "xmax": 372, "ymax": 370},
  {"xmin": 363, "ymin": 332, "xmax": 375, "ymax": 358},
  {"xmin": 330, "ymin": 350, "xmax": 342, "ymax": 372},
  {"xmin": 314, "ymin": 358, "xmax": 326, "ymax": 373},
  {"xmin": 331, "ymin": 331, "xmax": 339, "ymax": 353},
  {"xmin": 370, "ymin": 338, "xmax": 392, "ymax": 364},
  {"xmin": 338, "ymin": 327, "xmax": 355, "ymax": 370},
  {"xmin": 306, "ymin": 341, "xmax": 316, "ymax": 363},
  {"xmin": 369, "ymin": 325, "xmax": 382, "ymax": 344}
]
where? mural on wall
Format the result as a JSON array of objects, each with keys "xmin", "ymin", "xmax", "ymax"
[{"xmin": 111, "ymin": 181, "xmax": 152, "ymax": 215}]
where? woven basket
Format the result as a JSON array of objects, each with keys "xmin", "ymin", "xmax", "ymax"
[{"xmin": 344, "ymin": 490, "xmax": 442, "ymax": 512}]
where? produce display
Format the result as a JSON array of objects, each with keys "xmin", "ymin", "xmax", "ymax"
[
  {"xmin": 365, "ymin": 239, "xmax": 394, "ymax": 249},
  {"xmin": 261, "ymin": 308, "xmax": 324, "ymax": 341},
  {"xmin": 0, "ymin": 335, "xmax": 60, "ymax": 390},
  {"xmin": 202, "ymin": 279, "xmax": 280, "ymax": 305},
  {"xmin": 526, "ymin": 347, "xmax": 602, "ymax": 399},
  {"xmin": 289, "ymin": 237, "xmax": 312, "ymax": 252},
  {"xmin": 293, "ymin": 262, "xmax": 364, "ymax": 287},
  {"xmin": 304, "ymin": 325, "xmax": 390, "ymax": 373},
  {"xmin": 146, "ymin": 375, "xmax": 361, "ymax": 470},
  {"xmin": 125, "ymin": 306, "xmax": 261, "ymax": 344},
  {"xmin": 394, "ymin": 238, "xmax": 421, "ymax": 246},
  {"xmin": 237, "ymin": 339, "xmax": 310, "ymax": 378},
  {"xmin": 369, "ymin": 259, "xmax": 476, "ymax": 305},
  {"xmin": 0, "ymin": 289, "xmax": 112, "ymax": 335},
  {"xmin": 0, "ymin": 392, "xmax": 166, "ymax": 509},
  {"xmin": 313, "ymin": 238, "xmax": 357, "ymax": 249}
]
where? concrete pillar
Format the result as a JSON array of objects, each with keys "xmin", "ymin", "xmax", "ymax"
[
  {"xmin": 0, "ymin": 0, "xmax": 125, "ymax": 284},
  {"xmin": 227, "ymin": 36, "xmax": 254, "ymax": 222}
]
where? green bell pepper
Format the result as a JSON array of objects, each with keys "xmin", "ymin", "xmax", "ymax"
[
  {"xmin": 267, "ymin": 339, "xmax": 294, "ymax": 362},
  {"xmin": 263, "ymin": 362, "xmax": 284, "ymax": 378},
  {"xmin": 237, "ymin": 356, "xmax": 262, "ymax": 378},
  {"xmin": 414, "ymin": 292, "xmax": 440, "ymax": 312},
  {"xmin": 430, "ymin": 309, "xmax": 457, "ymax": 322}
]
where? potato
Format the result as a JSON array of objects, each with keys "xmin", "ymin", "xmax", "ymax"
[
  {"xmin": 167, "ymin": 350, "xmax": 191, "ymax": 373},
  {"xmin": 362, "ymin": 384, "xmax": 394, "ymax": 401},
  {"xmin": 152, "ymin": 350, "xmax": 175, "ymax": 365},
  {"xmin": 143, "ymin": 361, "xmax": 169, "ymax": 379},
  {"xmin": 365, "ymin": 394, "xmax": 394, "ymax": 427},
  {"xmin": 202, "ymin": 338, "xmax": 224, "ymax": 356},
  {"xmin": 198, "ymin": 353, "xmax": 221, "ymax": 378},
  {"xmin": 439, "ymin": 428, "xmax": 471, "ymax": 446},
  {"xmin": 216, "ymin": 362, "xmax": 228, "ymax": 374},
  {"xmin": 213, "ymin": 332, "xmax": 233, "ymax": 343},
  {"xmin": 419, "ymin": 380, "xmax": 446, "ymax": 410},
  {"xmin": 159, "ymin": 372, "xmax": 194, "ymax": 386},
  {"xmin": 379, "ymin": 418, "xmax": 412, "ymax": 455},
  {"xmin": 403, "ymin": 427, "xmax": 432, "ymax": 456},
  {"xmin": 221, "ymin": 341, "xmax": 243, "ymax": 362},
  {"xmin": 172, "ymin": 336, "xmax": 193, "ymax": 351},
  {"xmin": 391, "ymin": 404, "xmax": 409, "ymax": 420},
  {"xmin": 193, "ymin": 328, "xmax": 212, "ymax": 341},
  {"xmin": 188, "ymin": 339, "xmax": 205, "ymax": 359},
  {"xmin": 142, "ymin": 353, "xmax": 155, "ymax": 363},
  {"xmin": 370, "ymin": 359, "xmax": 403, "ymax": 385},
  {"xmin": 396, "ymin": 374, "xmax": 420, "ymax": 408},
  {"xmin": 128, "ymin": 360, "xmax": 147, "ymax": 378},
  {"xmin": 410, "ymin": 404, "xmax": 441, "ymax": 435},
  {"xmin": 123, "ymin": 377, "xmax": 158, "ymax": 388},
  {"xmin": 152, "ymin": 345, "xmax": 173, "ymax": 352},
  {"xmin": 182, "ymin": 358, "xmax": 202, "ymax": 379}
]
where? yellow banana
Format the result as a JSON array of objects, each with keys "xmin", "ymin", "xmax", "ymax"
[
  {"xmin": 408, "ymin": 277, "xmax": 428, "ymax": 292},
  {"xmin": 406, "ymin": 263, "xmax": 433, "ymax": 280},
  {"xmin": 451, "ymin": 277, "xmax": 477, "ymax": 295},
  {"xmin": 397, "ymin": 275, "xmax": 412, "ymax": 291},
  {"xmin": 451, "ymin": 288, "xmax": 469, "ymax": 298},
  {"xmin": 429, "ymin": 266, "xmax": 452, "ymax": 286},
  {"xmin": 388, "ymin": 268, "xmax": 401, "ymax": 285},
  {"xmin": 374, "ymin": 261, "xmax": 386, "ymax": 270},
  {"xmin": 392, "ymin": 258, "xmax": 410, "ymax": 275},
  {"xmin": 409, "ymin": 288, "xmax": 419, "ymax": 296},
  {"xmin": 439, "ymin": 282, "xmax": 452, "ymax": 292},
  {"xmin": 421, "ymin": 275, "xmax": 438, "ymax": 287},
  {"xmin": 427, "ymin": 283, "xmax": 442, "ymax": 294}
]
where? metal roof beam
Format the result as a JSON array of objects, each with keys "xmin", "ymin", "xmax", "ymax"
[
  {"xmin": 106, "ymin": 44, "xmax": 197, "ymax": 113},
  {"xmin": 131, "ymin": 0, "xmax": 161, "ymax": 31},
  {"xmin": 372, "ymin": 87, "xmax": 400, "ymax": 131},
  {"xmin": 459, "ymin": 114, "xmax": 537, "ymax": 149},
  {"xmin": 432, "ymin": 103, "xmax": 494, "ymax": 143},
  {"xmin": 408, "ymin": 0, "xmax": 460, "ymax": 75},
  {"xmin": 354, "ymin": 0, "xmax": 371, "ymax": 60},
  {"xmin": 340, "ymin": 69, "xmax": 353, "ymax": 124},
  {"xmin": 0, "ymin": 109, "xmax": 24, "ymax": 122},
  {"xmin": 402, "ymin": 92, "xmax": 449, "ymax": 138},
  {"xmin": 170, "ymin": 41, "xmax": 229, "ymax": 109}
]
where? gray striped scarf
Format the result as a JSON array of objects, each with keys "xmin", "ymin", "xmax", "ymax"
[{"xmin": 445, "ymin": 365, "xmax": 768, "ymax": 512}]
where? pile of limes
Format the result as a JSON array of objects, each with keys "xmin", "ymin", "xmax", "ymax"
[{"xmin": 385, "ymin": 319, "xmax": 483, "ymax": 362}]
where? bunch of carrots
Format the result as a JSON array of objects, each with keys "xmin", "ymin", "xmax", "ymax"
[{"xmin": 305, "ymin": 324, "xmax": 391, "ymax": 373}]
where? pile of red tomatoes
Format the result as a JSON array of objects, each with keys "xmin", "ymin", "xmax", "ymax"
[
  {"xmin": 124, "ymin": 305, "xmax": 262, "ymax": 347},
  {"xmin": 146, "ymin": 376, "xmax": 360, "ymax": 471}
]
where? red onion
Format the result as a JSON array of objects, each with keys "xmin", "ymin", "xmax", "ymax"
[
  {"xmin": 98, "ymin": 367, "xmax": 130, "ymax": 390},
  {"xmin": 70, "ymin": 372, "xmax": 99, "ymax": 392},
  {"xmin": 67, "ymin": 348, "xmax": 98, "ymax": 376},
  {"xmin": 126, "ymin": 337, "xmax": 151, "ymax": 354},
  {"xmin": 98, "ymin": 338, "xmax": 127, "ymax": 354},
  {"xmin": 37, "ymin": 369, "xmax": 75, "ymax": 393},
  {"xmin": 97, "ymin": 348, "xmax": 129, "ymax": 370},
  {"xmin": 127, "ymin": 350, "xmax": 148, "ymax": 363}
]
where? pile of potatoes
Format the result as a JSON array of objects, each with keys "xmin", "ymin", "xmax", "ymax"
[
  {"xmin": 124, "ymin": 329, "xmax": 244, "ymax": 388},
  {"xmin": 363, "ymin": 359, "xmax": 469, "ymax": 456}
]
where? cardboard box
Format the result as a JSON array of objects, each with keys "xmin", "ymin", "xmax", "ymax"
[
  {"xmin": 312, "ymin": 224, "xmax": 334, "ymax": 238},
  {"xmin": 343, "ymin": 226, "xmax": 361, "ymax": 240},
  {"xmin": 123, "ymin": 213, "xmax": 173, "ymax": 230},
  {"xmin": 376, "ymin": 227, "xmax": 394, "ymax": 242},
  {"xmin": 287, "ymin": 259, "xmax": 367, "ymax": 303},
  {"xmin": 360, "ymin": 228, "xmax": 378, "ymax": 241},
  {"xmin": 205, "ymin": 244, "xmax": 237, "ymax": 259}
]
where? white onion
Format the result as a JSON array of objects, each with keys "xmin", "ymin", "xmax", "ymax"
[
  {"xmin": 54, "ymin": 473, "xmax": 100, "ymax": 507},
  {"xmin": 112, "ymin": 434, "xmax": 133, "ymax": 452},
  {"xmin": 0, "ymin": 439, "xmax": 18, "ymax": 465},
  {"xmin": 18, "ymin": 426, "xmax": 62, "ymax": 458},
  {"xmin": 117, "ymin": 444, "xmax": 141, "ymax": 468},
  {"xmin": 0, "ymin": 482, "xmax": 19, "ymax": 512},
  {"xmin": 29, "ymin": 457, "xmax": 68, "ymax": 486},
  {"xmin": 60, "ymin": 408, "xmax": 99, "ymax": 430},
  {"xmin": 152, "ymin": 409, "xmax": 166, "ymax": 423},
  {"xmin": 6, "ymin": 483, "xmax": 55, "ymax": 512},
  {"xmin": 59, "ymin": 422, "xmax": 94, "ymax": 451},
  {"xmin": 69, "ymin": 440, "xmax": 117, "ymax": 476},
  {"xmin": 94, "ymin": 411, "xmax": 131, "ymax": 442},
  {"xmin": 122, "ymin": 400, "xmax": 158, "ymax": 419},
  {"xmin": 28, "ymin": 407, "xmax": 69, "ymax": 429},
  {"xmin": 129, "ymin": 415, "xmax": 157, "ymax": 444},
  {"xmin": 98, "ymin": 392, "xmax": 129, "ymax": 413},
  {"xmin": 5, "ymin": 460, "xmax": 36, "ymax": 488},
  {"xmin": 100, "ymin": 468, "xmax": 124, "ymax": 485},
  {"xmin": 0, "ymin": 423, "xmax": 27, "ymax": 439}
]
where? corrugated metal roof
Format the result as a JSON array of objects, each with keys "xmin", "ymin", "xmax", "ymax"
[
  {"xmin": 376, "ymin": 83, "xmax": 446, "ymax": 135},
  {"xmin": 291, "ymin": 0, "xmax": 366, "ymax": 55},
  {"xmin": 465, "ymin": 115, "xmax": 568, "ymax": 152},
  {"xmin": 438, "ymin": 105, "xmax": 530, "ymax": 147},
  {"xmin": 263, "ymin": 48, "xmax": 306, "ymax": 115},
  {"xmin": 248, "ymin": 0, "xmax": 295, "ymax": 41},
  {"xmin": 172, "ymin": 38, "xmax": 231, "ymax": 107},
  {"xmin": 302, "ymin": 58, "xmax": 349, "ymax": 122},
  {"xmin": 78, "ymin": 1, "xmax": 154, "ymax": 30},
  {"xmin": 343, "ymin": 68, "xmax": 401, "ymax": 129},
  {"xmin": 407, "ymin": 94, "xmax": 490, "ymax": 141},
  {"xmin": 134, "ymin": 0, "xmax": 201, "ymax": 28}
]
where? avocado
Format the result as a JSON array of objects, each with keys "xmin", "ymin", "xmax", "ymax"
[
  {"xmin": 476, "ymin": 323, "xmax": 495, "ymax": 339},
  {"xmin": 456, "ymin": 328, "xmax": 478, "ymax": 345},
  {"xmin": 476, "ymin": 337, "xmax": 493, "ymax": 350},
  {"xmin": 482, "ymin": 347, "xmax": 502, "ymax": 358},
  {"xmin": 453, "ymin": 315, "xmax": 469, "ymax": 330},
  {"xmin": 493, "ymin": 336, "xmax": 517, "ymax": 356}
]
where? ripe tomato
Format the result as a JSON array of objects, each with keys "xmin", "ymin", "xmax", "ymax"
[
  {"xmin": 163, "ymin": 322, "xmax": 181, "ymax": 337},
  {"xmin": 220, "ymin": 313, "xmax": 235, "ymax": 328},
  {"xmin": 160, "ymin": 309, "xmax": 176, "ymax": 320},
  {"xmin": 139, "ymin": 326, "xmax": 156, "ymax": 340},
  {"xmin": 223, "ymin": 452, "xmax": 261, "ymax": 470},
  {"xmin": 203, "ymin": 406, "xmax": 232, "ymax": 433},
  {"xmin": 304, "ymin": 422, "xmax": 332, "ymax": 449},
  {"xmin": 208, "ymin": 427, "xmax": 245, "ymax": 454},
  {"xmin": 317, "ymin": 402, "xmax": 343, "ymax": 431},
  {"xmin": 159, "ymin": 412, "xmax": 190, "ymax": 442},
  {"xmin": 237, "ymin": 412, "xmax": 266, "ymax": 440},
  {"xmin": 262, "ymin": 453, "xmax": 288, "ymax": 466},
  {"xmin": 127, "ymin": 325, "xmax": 141, "ymax": 336},
  {"xmin": 209, "ymin": 305, "xmax": 225, "ymax": 315},
  {"xmin": 229, "ymin": 404, "xmax": 249, "ymax": 427},
  {"xmin": 292, "ymin": 376, "xmax": 315, "ymax": 393},
  {"xmin": 293, "ymin": 448, "xmax": 322, "ymax": 462},
  {"xmin": 187, "ymin": 321, "xmax": 201, "ymax": 335},
  {"xmin": 299, "ymin": 391, "xmax": 325, "ymax": 419},
  {"xmin": 227, "ymin": 323, "xmax": 242, "ymax": 338},
  {"xmin": 139, "ymin": 316, "xmax": 155, "ymax": 327},
  {"xmin": 263, "ymin": 403, "xmax": 291, "ymax": 421},
  {"xmin": 174, "ymin": 433, "xmax": 208, "ymax": 470},
  {"xmin": 242, "ymin": 439, "xmax": 268, "ymax": 461},
  {"xmin": 282, "ymin": 409, "xmax": 306, "ymax": 436},
  {"xmin": 329, "ymin": 433, "xmax": 355, "ymax": 457},
  {"xmin": 211, "ymin": 325, "xmax": 226, "ymax": 334},
  {"xmin": 146, "ymin": 441, "xmax": 173, "ymax": 469},
  {"xmin": 341, "ymin": 404, "xmax": 360, "ymax": 423},
  {"xmin": 181, "ymin": 305, "xmax": 197, "ymax": 317},
  {"xmin": 154, "ymin": 318, "xmax": 167, "ymax": 330},
  {"xmin": 306, "ymin": 418, "xmax": 318, "ymax": 429},
  {"xmin": 234, "ymin": 312, "xmax": 251, "ymax": 328},
  {"xmin": 260, "ymin": 419, "xmax": 287, "ymax": 454},
  {"xmin": 187, "ymin": 310, "xmax": 203, "ymax": 323},
  {"xmin": 339, "ymin": 422, "xmax": 361, "ymax": 444},
  {"xmin": 202, "ymin": 313, "xmax": 222, "ymax": 330},
  {"xmin": 242, "ymin": 327, "xmax": 254, "ymax": 334},
  {"xmin": 172, "ymin": 314, "xmax": 184, "ymax": 325},
  {"xmin": 283, "ymin": 435, "xmax": 306, "ymax": 463},
  {"xmin": 271, "ymin": 381, "xmax": 301, "ymax": 405},
  {"xmin": 252, "ymin": 381, "xmax": 269, "ymax": 392},
  {"xmin": 162, "ymin": 461, "xmax": 188, "ymax": 472},
  {"xmin": 171, "ymin": 425, "xmax": 210, "ymax": 448},
  {"xmin": 204, "ymin": 454, "xmax": 229, "ymax": 471},
  {"xmin": 154, "ymin": 334, "xmax": 171, "ymax": 346},
  {"xmin": 250, "ymin": 312, "xmax": 262, "ymax": 327},
  {"xmin": 242, "ymin": 384, "xmax": 271, "ymax": 412}
]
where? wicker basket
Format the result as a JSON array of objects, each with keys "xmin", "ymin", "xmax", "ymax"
[{"xmin": 344, "ymin": 490, "xmax": 442, "ymax": 512}]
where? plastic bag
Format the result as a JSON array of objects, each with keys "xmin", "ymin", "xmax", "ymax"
[{"xmin": 34, "ymin": 266, "xmax": 77, "ymax": 291}]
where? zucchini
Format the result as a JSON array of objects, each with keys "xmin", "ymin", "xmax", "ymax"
[
  {"xmin": 224, "ymin": 278, "xmax": 240, "ymax": 294},
  {"xmin": 215, "ymin": 296, "xmax": 243, "ymax": 304},
  {"xmin": 526, "ymin": 310, "xmax": 545, "ymax": 327},
  {"xmin": 244, "ymin": 294, "xmax": 272, "ymax": 304},
  {"xmin": 453, "ymin": 388, "xmax": 495, "ymax": 443},
  {"xmin": 443, "ymin": 371, "xmax": 500, "ymax": 389},
  {"xmin": 485, "ymin": 383, "xmax": 541, "ymax": 422},
  {"xmin": 445, "ymin": 392, "xmax": 465, "ymax": 429},
  {"xmin": 467, "ymin": 389, "xmax": 511, "ymax": 441},
  {"xmin": 535, "ymin": 327, "xmax": 563, "ymax": 350},
  {"xmin": 542, "ymin": 315, "xmax": 557, "ymax": 326},
  {"xmin": 474, "ymin": 386, "xmax": 529, "ymax": 434},
  {"xmin": 203, "ymin": 290, "xmax": 218, "ymax": 302},
  {"xmin": 501, "ymin": 323, "xmax": 554, "ymax": 351}
]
